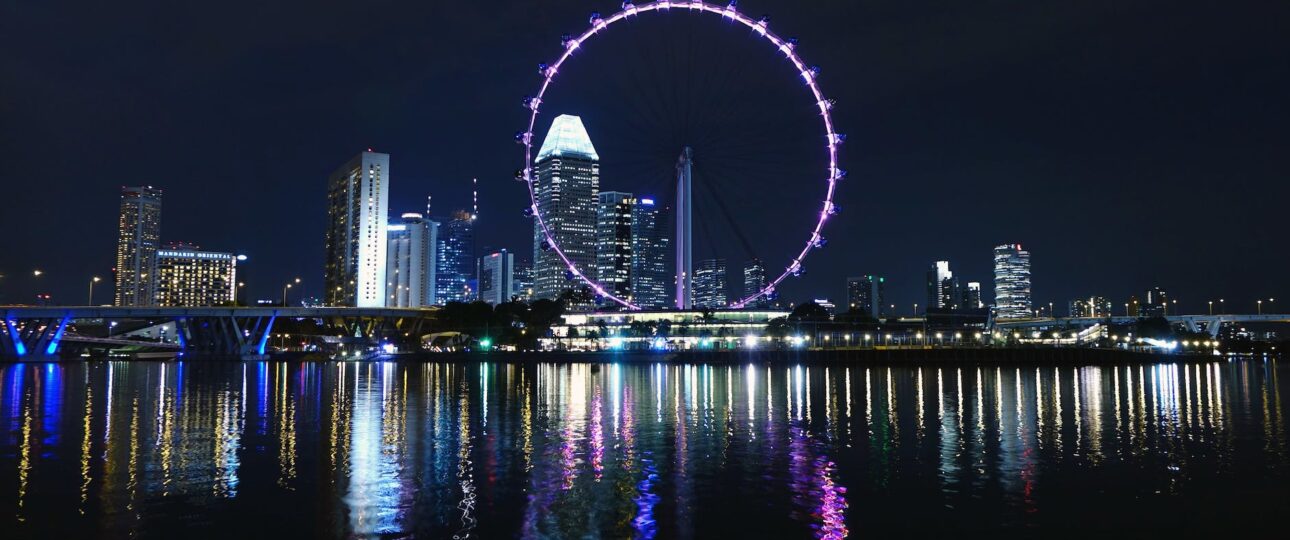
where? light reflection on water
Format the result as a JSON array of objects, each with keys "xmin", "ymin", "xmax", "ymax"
[{"xmin": 0, "ymin": 358, "xmax": 1287, "ymax": 537}]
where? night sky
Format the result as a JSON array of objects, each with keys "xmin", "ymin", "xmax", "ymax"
[{"xmin": 2, "ymin": 1, "xmax": 1287, "ymax": 314}]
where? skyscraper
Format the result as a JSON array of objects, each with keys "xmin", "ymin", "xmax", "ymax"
[
  {"xmin": 962, "ymin": 281, "xmax": 983, "ymax": 309},
  {"xmin": 478, "ymin": 250, "xmax": 516, "ymax": 305},
  {"xmin": 926, "ymin": 260, "xmax": 959, "ymax": 310},
  {"xmin": 114, "ymin": 186, "xmax": 162, "ymax": 306},
  {"xmin": 532, "ymin": 114, "xmax": 599, "ymax": 305},
  {"xmin": 993, "ymin": 244, "xmax": 1032, "ymax": 319},
  {"xmin": 846, "ymin": 275, "xmax": 885, "ymax": 319},
  {"xmin": 631, "ymin": 196, "xmax": 669, "ymax": 309},
  {"xmin": 693, "ymin": 258, "xmax": 727, "ymax": 309},
  {"xmin": 514, "ymin": 259, "xmax": 534, "ymax": 303},
  {"xmin": 743, "ymin": 259, "xmax": 768, "ymax": 309},
  {"xmin": 325, "ymin": 150, "xmax": 389, "ymax": 307},
  {"xmin": 596, "ymin": 191, "xmax": 634, "ymax": 300},
  {"xmin": 435, "ymin": 210, "xmax": 475, "ymax": 304},
  {"xmin": 385, "ymin": 212, "xmax": 437, "ymax": 308},
  {"xmin": 154, "ymin": 244, "xmax": 236, "ymax": 307}
]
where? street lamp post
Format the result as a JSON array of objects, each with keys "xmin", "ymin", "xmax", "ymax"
[
  {"xmin": 282, "ymin": 277, "xmax": 301, "ymax": 306},
  {"xmin": 87, "ymin": 276, "xmax": 101, "ymax": 305},
  {"xmin": 1258, "ymin": 299, "xmax": 1263, "ymax": 315},
  {"xmin": 1208, "ymin": 300, "xmax": 1213, "ymax": 315}
]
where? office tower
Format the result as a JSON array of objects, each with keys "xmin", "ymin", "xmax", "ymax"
[
  {"xmin": 993, "ymin": 244, "xmax": 1032, "ymax": 319},
  {"xmin": 514, "ymin": 259, "xmax": 534, "ymax": 302},
  {"xmin": 478, "ymin": 250, "xmax": 516, "ymax": 305},
  {"xmin": 675, "ymin": 146, "xmax": 694, "ymax": 309},
  {"xmin": 385, "ymin": 213, "xmax": 437, "ymax": 308},
  {"xmin": 325, "ymin": 150, "xmax": 389, "ymax": 307},
  {"xmin": 742, "ymin": 259, "xmax": 769, "ymax": 309},
  {"xmin": 693, "ymin": 258, "xmax": 727, "ymax": 309},
  {"xmin": 1127, "ymin": 295, "xmax": 1141, "ymax": 317},
  {"xmin": 926, "ymin": 260, "xmax": 959, "ymax": 310},
  {"xmin": 596, "ymin": 191, "xmax": 634, "ymax": 300},
  {"xmin": 1143, "ymin": 286, "xmax": 1168, "ymax": 317},
  {"xmin": 114, "ymin": 186, "xmax": 162, "ymax": 306},
  {"xmin": 435, "ymin": 210, "xmax": 475, "ymax": 304},
  {"xmin": 631, "ymin": 196, "xmax": 670, "ymax": 309},
  {"xmin": 846, "ymin": 275, "xmax": 885, "ymax": 319},
  {"xmin": 154, "ymin": 244, "xmax": 236, "ymax": 307},
  {"xmin": 1069, "ymin": 296, "xmax": 1113, "ymax": 318},
  {"xmin": 532, "ymin": 114, "xmax": 599, "ymax": 305},
  {"xmin": 962, "ymin": 281, "xmax": 983, "ymax": 309}
]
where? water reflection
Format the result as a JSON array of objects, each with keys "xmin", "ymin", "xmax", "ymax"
[{"xmin": 0, "ymin": 358, "xmax": 1288, "ymax": 536}]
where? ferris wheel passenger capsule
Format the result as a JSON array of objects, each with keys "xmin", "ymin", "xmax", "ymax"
[
  {"xmin": 539, "ymin": 239, "xmax": 551, "ymax": 251},
  {"xmin": 827, "ymin": 203, "xmax": 840, "ymax": 215},
  {"xmin": 513, "ymin": 131, "xmax": 531, "ymax": 145},
  {"xmin": 830, "ymin": 133, "xmax": 846, "ymax": 145},
  {"xmin": 833, "ymin": 168, "xmax": 848, "ymax": 180}
]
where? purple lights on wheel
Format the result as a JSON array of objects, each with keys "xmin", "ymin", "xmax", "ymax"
[{"xmin": 520, "ymin": 0, "xmax": 841, "ymax": 310}]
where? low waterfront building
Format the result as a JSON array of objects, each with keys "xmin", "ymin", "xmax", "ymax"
[{"xmin": 154, "ymin": 244, "xmax": 237, "ymax": 307}]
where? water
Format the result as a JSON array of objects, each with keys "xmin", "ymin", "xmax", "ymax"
[{"xmin": 2, "ymin": 358, "xmax": 1288, "ymax": 538}]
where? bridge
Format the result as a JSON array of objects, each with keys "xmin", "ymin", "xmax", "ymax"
[
  {"xmin": 1, "ymin": 306, "xmax": 438, "ymax": 360},
  {"xmin": 992, "ymin": 314, "xmax": 1290, "ymax": 338}
]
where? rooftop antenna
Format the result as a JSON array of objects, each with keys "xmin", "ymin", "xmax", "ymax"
[
  {"xmin": 472, "ymin": 178, "xmax": 478, "ymax": 220},
  {"xmin": 426, "ymin": 194, "xmax": 432, "ymax": 217}
]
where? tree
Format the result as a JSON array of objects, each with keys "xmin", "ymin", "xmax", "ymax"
[{"xmin": 789, "ymin": 301, "xmax": 831, "ymax": 323}]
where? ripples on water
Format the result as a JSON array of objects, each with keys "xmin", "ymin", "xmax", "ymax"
[{"xmin": 1, "ymin": 359, "xmax": 1288, "ymax": 538}]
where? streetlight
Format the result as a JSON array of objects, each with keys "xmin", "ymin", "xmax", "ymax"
[
  {"xmin": 283, "ymin": 277, "xmax": 300, "ymax": 306},
  {"xmin": 33, "ymin": 270, "xmax": 43, "ymax": 277},
  {"xmin": 1258, "ymin": 299, "xmax": 1263, "ymax": 315},
  {"xmin": 913, "ymin": 303, "xmax": 919, "ymax": 316},
  {"xmin": 1220, "ymin": 298, "xmax": 1225, "ymax": 314},
  {"xmin": 87, "ymin": 276, "xmax": 101, "ymax": 305},
  {"xmin": 1048, "ymin": 302, "xmax": 1054, "ymax": 319},
  {"xmin": 1208, "ymin": 300, "xmax": 1213, "ymax": 315}
]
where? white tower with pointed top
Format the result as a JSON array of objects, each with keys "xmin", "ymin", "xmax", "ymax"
[{"xmin": 532, "ymin": 114, "xmax": 600, "ymax": 305}]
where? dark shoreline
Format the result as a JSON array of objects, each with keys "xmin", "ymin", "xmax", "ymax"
[{"xmin": 364, "ymin": 347, "xmax": 1220, "ymax": 365}]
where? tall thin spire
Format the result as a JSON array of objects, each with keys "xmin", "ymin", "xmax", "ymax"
[{"xmin": 472, "ymin": 178, "xmax": 478, "ymax": 220}]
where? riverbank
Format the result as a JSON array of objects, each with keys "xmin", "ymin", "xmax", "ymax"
[{"xmin": 374, "ymin": 347, "xmax": 1208, "ymax": 365}]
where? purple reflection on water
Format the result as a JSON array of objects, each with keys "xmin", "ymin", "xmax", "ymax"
[{"xmin": 633, "ymin": 455, "xmax": 660, "ymax": 540}]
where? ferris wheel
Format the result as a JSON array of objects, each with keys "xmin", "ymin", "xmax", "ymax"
[{"xmin": 517, "ymin": 1, "xmax": 843, "ymax": 310}]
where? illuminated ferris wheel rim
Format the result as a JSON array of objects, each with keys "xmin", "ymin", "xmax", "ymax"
[{"xmin": 520, "ymin": 0, "xmax": 843, "ymax": 310}]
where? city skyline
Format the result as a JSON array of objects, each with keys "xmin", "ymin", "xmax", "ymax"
[{"xmin": 1, "ymin": 1, "xmax": 1286, "ymax": 314}]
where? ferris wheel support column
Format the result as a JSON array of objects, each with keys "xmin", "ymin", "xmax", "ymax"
[{"xmin": 675, "ymin": 146, "xmax": 694, "ymax": 310}]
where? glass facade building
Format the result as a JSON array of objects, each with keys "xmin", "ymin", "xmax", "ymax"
[
  {"xmin": 630, "ymin": 197, "xmax": 669, "ymax": 309},
  {"xmin": 532, "ymin": 114, "xmax": 600, "ymax": 307},
  {"xmin": 114, "ymin": 186, "xmax": 163, "ymax": 306},
  {"xmin": 742, "ymin": 259, "xmax": 768, "ymax": 309},
  {"xmin": 693, "ymin": 258, "xmax": 727, "ymax": 309},
  {"xmin": 478, "ymin": 249, "xmax": 516, "ymax": 305},
  {"xmin": 325, "ymin": 151, "xmax": 389, "ymax": 307},
  {"xmin": 926, "ymin": 260, "xmax": 959, "ymax": 310},
  {"xmin": 596, "ymin": 191, "xmax": 634, "ymax": 301},
  {"xmin": 993, "ymin": 244, "xmax": 1032, "ymax": 319},
  {"xmin": 435, "ymin": 210, "xmax": 475, "ymax": 304}
]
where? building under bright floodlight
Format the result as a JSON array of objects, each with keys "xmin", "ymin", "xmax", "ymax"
[{"xmin": 325, "ymin": 150, "xmax": 389, "ymax": 307}]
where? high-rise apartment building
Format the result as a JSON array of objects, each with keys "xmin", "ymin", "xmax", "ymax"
[
  {"xmin": 993, "ymin": 244, "xmax": 1032, "ymax": 319},
  {"xmin": 846, "ymin": 275, "xmax": 885, "ymax": 319},
  {"xmin": 114, "ymin": 186, "xmax": 162, "ymax": 306},
  {"xmin": 926, "ymin": 260, "xmax": 959, "ymax": 310},
  {"xmin": 478, "ymin": 250, "xmax": 516, "ymax": 305},
  {"xmin": 596, "ymin": 191, "xmax": 634, "ymax": 300},
  {"xmin": 325, "ymin": 151, "xmax": 389, "ymax": 307},
  {"xmin": 693, "ymin": 258, "xmax": 727, "ymax": 309},
  {"xmin": 742, "ymin": 259, "xmax": 768, "ymax": 309},
  {"xmin": 435, "ymin": 210, "xmax": 475, "ymax": 303},
  {"xmin": 532, "ymin": 114, "xmax": 599, "ymax": 306},
  {"xmin": 154, "ymin": 244, "xmax": 237, "ymax": 307},
  {"xmin": 631, "ymin": 197, "xmax": 669, "ymax": 309},
  {"xmin": 385, "ymin": 213, "xmax": 437, "ymax": 308},
  {"xmin": 1069, "ymin": 296, "xmax": 1113, "ymax": 318}
]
